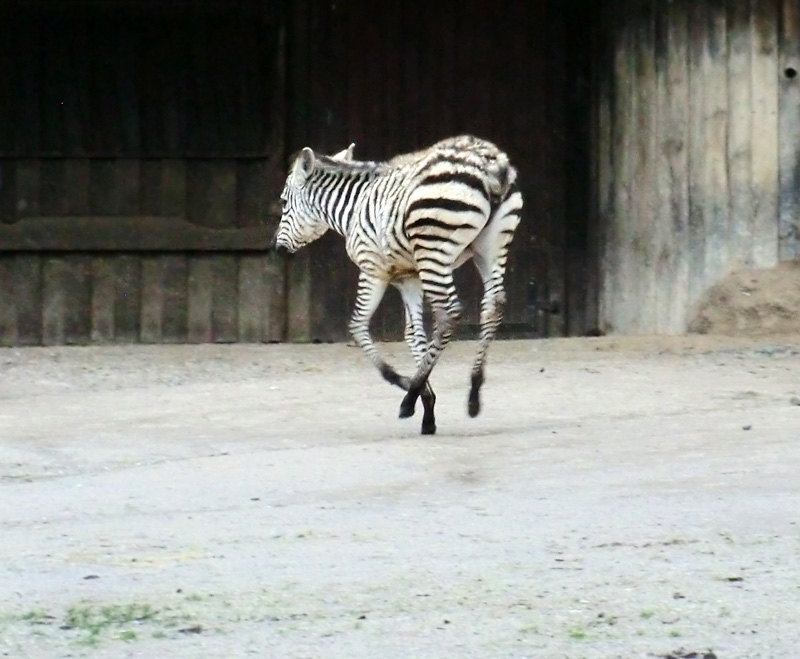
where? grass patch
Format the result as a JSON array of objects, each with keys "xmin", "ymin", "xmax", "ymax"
[
  {"xmin": 20, "ymin": 609, "xmax": 55, "ymax": 625},
  {"xmin": 63, "ymin": 602, "xmax": 159, "ymax": 646}
]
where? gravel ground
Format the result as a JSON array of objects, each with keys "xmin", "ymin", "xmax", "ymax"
[{"xmin": 1, "ymin": 335, "xmax": 800, "ymax": 658}]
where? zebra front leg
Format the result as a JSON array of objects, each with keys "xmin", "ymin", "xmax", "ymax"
[
  {"xmin": 349, "ymin": 273, "xmax": 410, "ymax": 391},
  {"xmin": 395, "ymin": 277, "xmax": 437, "ymax": 435},
  {"xmin": 399, "ymin": 279, "xmax": 462, "ymax": 420}
]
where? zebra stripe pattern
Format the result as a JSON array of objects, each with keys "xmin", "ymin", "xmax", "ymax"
[{"xmin": 272, "ymin": 135, "xmax": 523, "ymax": 435}]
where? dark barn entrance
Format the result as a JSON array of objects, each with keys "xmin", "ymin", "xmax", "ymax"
[
  {"xmin": 286, "ymin": 1, "xmax": 594, "ymax": 342},
  {"xmin": 0, "ymin": 0, "xmax": 594, "ymax": 346}
]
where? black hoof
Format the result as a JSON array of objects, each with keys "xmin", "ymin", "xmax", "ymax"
[
  {"xmin": 399, "ymin": 391, "xmax": 417, "ymax": 418},
  {"xmin": 421, "ymin": 419, "xmax": 437, "ymax": 435},
  {"xmin": 468, "ymin": 370, "xmax": 483, "ymax": 418},
  {"xmin": 468, "ymin": 393, "xmax": 481, "ymax": 418}
]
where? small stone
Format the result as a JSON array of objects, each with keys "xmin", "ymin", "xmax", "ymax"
[{"xmin": 179, "ymin": 625, "xmax": 203, "ymax": 634}]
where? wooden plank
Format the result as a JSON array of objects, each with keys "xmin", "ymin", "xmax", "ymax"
[
  {"xmin": 15, "ymin": 160, "xmax": 40, "ymax": 218},
  {"xmin": 89, "ymin": 160, "xmax": 120, "ymax": 215},
  {"xmin": 13, "ymin": 9, "xmax": 41, "ymax": 155},
  {"xmin": 117, "ymin": 160, "xmax": 141, "ymax": 215},
  {"xmin": 39, "ymin": 160, "xmax": 66, "ymax": 216},
  {"xmin": 115, "ymin": 18, "xmax": 142, "ymax": 153},
  {"xmin": 139, "ymin": 159, "xmax": 165, "ymax": 216},
  {"xmin": 593, "ymin": 7, "xmax": 615, "ymax": 335},
  {"xmin": 42, "ymin": 258, "xmax": 69, "ymax": 345},
  {"xmin": 264, "ymin": 251, "xmax": 287, "ymax": 342},
  {"xmin": 0, "ymin": 216, "xmax": 276, "ymax": 251},
  {"xmin": 90, "ymin": 256, "xmax": 117, "ymax": 343},
  {"xmin": 64, "ymin": 255, "xmax": 91, "ymax": 344},
  {"xmin": 211, "ymin": 254, "xmax": 239, "ymax": 342},
  {"xmin": 687, "ymin": 1, "xmax": 710, "ymax": 311},
  {"xmin": 114, "ymin": 255, "xmax": 141, "ymax": 342},
  {"xmin": 187, "ymin": 255, "xmax": 214, "ymax": 343},
  {"xmin": 597, "ymin": 7, "xmax": 619, "ymax": 333},
  {"xmin": 160, "ymin": 254, "xmax": 189, "ymax": 343},
  {"xmin": 285, "ymin": 250, "xmax": 311, "ymax": 342},
  {"xmin": 304, "ymin": 1, "xmax": 355, "ymax": 342},
  {"xmin": 0, "ymin": 160, "xmax": 17, "ymax": 224},
  {"xmin": 656, "ymin": 0, "xmax": 691, "ymax": 333},
  {"xmin": 610, "ymin": 18, "xmax": 637, "ymax": 333},
  {"xmin": 161, "ymin": 160, "xmax": 187, "ymax": 217},
  {"xmin": 727, "ymin": 0, "xmax": 755, "ymax": 267},
  {"xmin": 702, "ymin": 0, "xmax": 730, "ymax": 292},
  {"xmin": 288, "ymin": 0, "xmax": 311, "ymax": 150},
  {"xmin": 284, "ymin": 0, "xmax": 312, "ymax": 342},
  {"xmin": 778, "ymin": 0, "xmax": 800, "ymax": 260},
  {"xmin": 63, "ymin": 159, "xmax": 91, "ymax": 215},
  {"xmin": 140, "ymin": 255, "xmax": 166, "ymax": 343},
  {"xmin": 750, "ymin": 0, "xmax": 780, "ymax": 268},
  {"xmin": 13, "ymin": 254, "xmax": 42, "ymax": 345},
  {"xmin": 88, "ymin": 159, "xmax": 141, "ymax": 215},
  {"xmin": 564, "ymin": 247, "xmax": 586, "ymax": 336},
  {"xmin": 564, "ymin": 3, "xmax": 595, "ymax": 336},
  {"xmin": 186, "ymin": 160, "xmax": 237, "ymax": 228},
  {"xmin": 0, "ymin": 257, "xmax": 17, "ymax": 345},
  {"xmin": 185, "ymin": 12, "xmax": 215, "ymax": 154},
  {"xmin": 236, "ymin": 159, "xmax": 271, "ymax": 229},
  {"xmin": 0, "ymin": 9, "xmax": 17, "ymax": 155},
  {"xmin": 545, "ymin": 3, "xmax": 567, "ymax": 337},
  {"xmin": 68, "ymin": 7, "xmax": 90, "ymax": 156},
  {"xmin": 209, "ymin": 10, "xmax": 242, "ymax": 155},
  {"xmin": 39, "ymin": 9, "xmax": 69, "ymax": 155},
  {"xmin": 238, "ymin": 254, "xmax": 268, "ymax": 342}
]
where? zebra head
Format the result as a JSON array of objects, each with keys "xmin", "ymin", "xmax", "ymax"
[{"xmin": 272, "ymin": 144, "xmax": 355, "ymax": 254}]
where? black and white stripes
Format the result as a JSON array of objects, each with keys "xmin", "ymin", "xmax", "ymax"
[{"xmin": 273, "ymin": 135, "xmax": 523, "ymax": 435}]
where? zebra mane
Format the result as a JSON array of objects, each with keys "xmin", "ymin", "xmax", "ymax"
[{"xmin": 312, "ymin": 154, "xmax": 388, "ymax": 176}]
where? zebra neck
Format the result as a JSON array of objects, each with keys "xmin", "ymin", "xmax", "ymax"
[{"xmin": 314, "ymin": 168, "xmax": 375, "ymax": 237}]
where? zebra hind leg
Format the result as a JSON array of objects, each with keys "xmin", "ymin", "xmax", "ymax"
[
  {"xmin": 467, "ymin": 228, "xmax": 517, "ymax": 417},
  {"xmin": 468, "ymin": 279, "xmax": 505, "ymax": 417}
]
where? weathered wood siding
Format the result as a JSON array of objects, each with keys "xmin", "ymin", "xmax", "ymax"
[
  {"xmin": 596, "ymin": 0, "xmax": 800, "ymax": 334},
  {"xmin": 0, "ymin": 0, "xmax": 593, "ymax": 346},
  {"xmin": 0, "ymin": 0, "xmax": 288, "ymax": 346},
  {"xmin": 0, "ymin": 252, "xmax": 285, "ymax": 346}
]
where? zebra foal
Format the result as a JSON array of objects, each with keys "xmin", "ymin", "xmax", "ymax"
[{"xmin": 271, "ymin": 135, "xmax": 523, "ymax": 435}]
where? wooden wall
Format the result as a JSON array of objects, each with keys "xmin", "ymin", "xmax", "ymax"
[
  {"xmin": 0, "ymin": 0, "xmax": 289, "ymax": 346},
  {"xmin": 0, "ymin": 252, "xmax": 285, "ymax": 346},
  {"xmin": 0, "ymin": 0, "xmax": 594, "ymax": 346},
  {"xmin": 595, "ymin": 0, "xmax": 800, "ymax": 334},
  {"xmin": 0, "ymin": 0, "xmax": 280, "ymax": 158}
]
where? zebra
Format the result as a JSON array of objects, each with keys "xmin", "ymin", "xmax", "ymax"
[{"xmin": 271, "ymin": 135, "xmax": 523, "ymax": 435}]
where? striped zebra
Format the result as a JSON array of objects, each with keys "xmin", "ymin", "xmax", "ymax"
[{"xmin": 272, "ymin": 135, "xmax": 523, "ymax": 435}]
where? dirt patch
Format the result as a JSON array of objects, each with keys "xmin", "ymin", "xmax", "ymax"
[
  {"xmin": 688, "ymin": 261, "xmax": 800, "ymax": 336},
  {"xmin": 2, "ymin": 337, "xmax": 800, "ymax": 658}
]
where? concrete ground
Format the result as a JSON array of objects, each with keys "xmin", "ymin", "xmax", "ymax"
[{"xmin": 1, "ymin": 336, "xmax": 799, "ymax": 658}]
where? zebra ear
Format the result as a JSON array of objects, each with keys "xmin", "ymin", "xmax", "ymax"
[
  {"xmin": 332, "ymin": 143, "xmax": 355, "ymax": 161},
  {"xmin": 292, "ymin": 147, "xmax": 316, "ymax": 186}
]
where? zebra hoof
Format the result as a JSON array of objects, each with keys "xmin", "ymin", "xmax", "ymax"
[
  {"xmin": 399, "ymin": 391, "xmax": 417, "ymax": 418},
  {"xmin": 467, "ymin": 391, "xmax": 481, "ymax": 418},
  {"xmin": 421, "ymin": 419, "xmax": 437, "ymax": 435}
]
